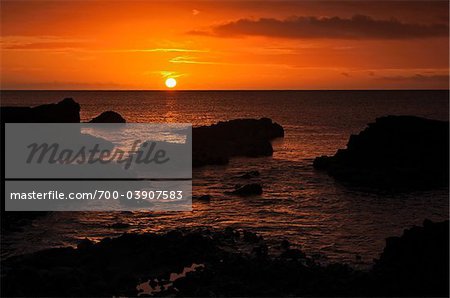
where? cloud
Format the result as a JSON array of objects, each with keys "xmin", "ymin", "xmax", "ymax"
[
  {"xmin": 120, "ymin": 48, "xmax": 208, "ymax": 53},
  {"xmin": 153, "ymin": 71, "xmax": 184, "ymax": 79},
  {"xmin": 377, "ymin": 74, "xmax": 449, "ymax": 82},
  {"xmin": 2, "ymin": 41, "xmax": 83, "ymax": 50},
  {"xmin": 0, "ymin": 36, "xmax": 87, "ymax": 51},
  {"xmin": 190, "ymin": 14, "xmax": 449, "ymax": 39},
  {"xmin": 169, "ymin": 55, "xmax": 219, "ymax": 65},
  {"xmin": 2, "ymin": 81, "xmax": 124, "ymax": 90}
]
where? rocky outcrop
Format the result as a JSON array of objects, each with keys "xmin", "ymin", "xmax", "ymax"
[
  {"xmin": 372, "ymin": 219, "xmax": 449, "ymax": 296},
  {"xmin": 1, "ymin": 98, "xmax": 80, "ymax": 232},
  {"xmin": 89, "ymin": 111, "xmax": 126, "ymax": 123},
  {"xmin": 2, "ymin": 220, "xmax": 448, "ymax": 297},
  {"xmin": 228, "ymin": 183, "xmax": 263, "ymax": 196},
  {"xmin": 2, "ymin": 99, "xmax": 283, "ymax": 168},
  {"xmin": 314, "ymin": 116, "xmax": 449, "ymax": 190},
  {"xmin": 193, "ymin": 118, "xmax": 284, "ymax": 167},
  {"xmin": 1, "ymin": 98, "xmax": 80, "ymax": 123},
  {"xmin": 0, "ymin": 228, "xmax": 351, "ymax": 297},
  {"xmin": 1, "ymin": 99, "xmax": 283, "ymax": 231},
  {"xmin": 240, "ymin": 170, "xmax": 261, "ymax": 179}
]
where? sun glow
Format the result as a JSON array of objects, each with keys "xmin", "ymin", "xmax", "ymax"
[{"xmin": 165, "ymin": 78, "xmax": 177, "ymax": 88}]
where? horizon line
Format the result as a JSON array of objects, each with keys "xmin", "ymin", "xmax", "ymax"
[{"xmin": 1, "ymin": 89, "xmax": 449, "ymax": 92}]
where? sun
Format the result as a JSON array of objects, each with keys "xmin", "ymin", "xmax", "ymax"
[{"xmin": 165, "ymin": 78, "xmax": 177, "ymax": 89}]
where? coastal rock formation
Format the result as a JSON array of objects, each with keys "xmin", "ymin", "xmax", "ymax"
[
  {"xmin": 89, "ymin": 111, "xmax": 126, "ymax": 123},
  {"xmin": 193, "ymin": 118, "xmax": 284, "ymax": 167},
  {"xmin": 240, "ymin": 170, "xmax": 261, "ymax": 179},
  {"xmin": 2, "ymin": 220, "xmax": 448, "ymax": 297},
  {"xmin": 1, "ymin": 99, "xmax": 283, "ymax": 233},
  {"xmin": 2, "ymin": 99, "xmax": 283, "ymax": 168},
  {"xmin": 228, "ymin": 183, "xmax": 263, "ymax": 196},
  {"xmin": 313, "ymin": 116, "xmax": 449, "ymax": 190},
  {"xmin": 0, "ymin": 228, "xmax": 351, "ymax": 297},
  {"xmin": 372, "ymin": 219, "xmax": 449, "ymax": 296},
  {"xmin": 0, "ymin": 98, "xmax": 80, "ymax": 123},
  {"xmin": 1, "ymin": 98, "xmax": 81, "ymax": 232}
]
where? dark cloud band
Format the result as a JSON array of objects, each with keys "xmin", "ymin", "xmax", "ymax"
[{"xmin": 191, "ymin": 15, "xmax": 449, "ymax": 39}]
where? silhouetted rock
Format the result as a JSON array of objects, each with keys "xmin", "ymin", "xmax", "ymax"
[
  {"xmin": 1, "ymin": 98, "xmax": 80, "ymax": 123},
  {"xmin": 372, "ymin": 219, "xmax": 449, "ymax": 296},
  {"xmin": 228, "ymin": 183, "xmax": 263, "ymax": 196},
  {"xmin": 1, "ymin": 98, "xmax": 80, "ymax": 233},
  {"xmin": 240, "ymin": 170, "xmax": 261, "ymax": 179},
  {"xmin": 193, "ymin": 118, "xmax": 284, "ymax": 167},
  {"xmin": 77, "ymin": 238, "xmax": 94, "ymax": 250},
  {"xmin": 2, "ymin": 98, "xmax": 284, "ymax": 168},
  {"xmin": 0, "ymin": 212, "xmax": 48, "ymax": 234},
  {"xmin": 243, "ymin": 230, "xmax": 262, "ymax": 243},
  {"xmin": 280, "ymin": 239, "xmax": 291, "ymax": 250},
  {"xmin": 2, "ymin": 221, "xmax": 448, "ymax": 297},
  {"xmin": 89, "ymin": 111, "xmax": 126, "ymax": 123},
  {"xmin": 313, "ymin": 116, "xmax": 449, "ymax": 190},
  {"xmin": 1, "ymin": 229, "xmax": 255, "ymax": 297},
  {"xmin": 280, "ymin": 248, "xmax": 306, "ymax": 260},
  {"xmin": 252, "ymin": 243, "xmax": 269, "ymax": 258}
]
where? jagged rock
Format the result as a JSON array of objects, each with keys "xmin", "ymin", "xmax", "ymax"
[
  {"xmin": 1, "ymin": 98, "xmax": 80, "ymax": 123},
  {"xmin": 372, "ymin": 219, "xmax": 449, "ymax": 296},
  {"xmin": 280, "ymin": 248, "xmax": 306, "ymax": 260},
  {"xmin": 1, "ymin": 98, "xmax": 283, "ymax": 168},
  {"xmin": 313, "ymin": 116, "xmax": 449, "ymax": 190},
  {"xmin": 252, "ymin": 243, "xmax": 269, "ymax": 258},
  {"xmin": 89, "ymin": 111, "xmax": 126, "ymax": 123},
  {"xmin": 1, "ymin": 222, "xmax": 448, "ymax": 297},
  {"xmin": 228, "ymin": 183, "xmax": 263, "ymax": 196},
  {"xmin": 77, "ymin": 238, "xmax": 94, "ymax": 250},
  {"xmin": 239, "ymin": 170, "xmax": 261, "ymax": 179},
  {"xmin": 0, "ymin": 99, "xmax": 79, "ymax": 231},
  {"xmin": 193, "ymin": 118, "xmax": 284, "ymax": 167},
  {"xmin": 280, "ymin": 239, "xmax": 291, "ymax": 250},
  {"xmin": 243, "ymin": 231, "xmax": 261, "ymax": 243}
]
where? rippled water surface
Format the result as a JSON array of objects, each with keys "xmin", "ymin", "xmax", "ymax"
[{"xmin": 2, "ymin": 90, "xmax": 449, "ymax": 266}]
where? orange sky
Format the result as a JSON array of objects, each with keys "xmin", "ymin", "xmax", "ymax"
[{"xmin": 1, "ymin": 1, "xmax": 449, "ymax": 90}]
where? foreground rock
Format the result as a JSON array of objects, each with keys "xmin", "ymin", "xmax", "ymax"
[
  {"xmin": 239, "ymin": 170, "xmax": 261, "ymax": 179},
  {"xmin": 372, "ymin": 219, "xmax": 449, "ymax": 297},
  {"xmin": 1, "ymin": 98, "xmax": 81, "ymax": 233},
  {"xmin": 2, "ymin": 220, "xmax": 448, "ymax": 297},
  {"xmin": 228, "ymin": 183, "xmax": 263, "ymax": 196},
  {"xmin": 192, "ymin": 118, "xmax": 284, "ymax": 167},
  {"xmin": 314, "ymin": 116, "xmax": 449, "ymax": 190},
  {"xmin": 89, "ymin": 111, "xmax": 126, "ymax": 123}
]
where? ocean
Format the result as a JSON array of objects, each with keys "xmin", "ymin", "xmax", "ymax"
[{"xmin": 1, "ymin": 90, "xmax": 449, "ymax": 266}]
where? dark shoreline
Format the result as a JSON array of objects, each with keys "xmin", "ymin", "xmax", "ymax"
[
  {"xmin": 1, "ymin": 98, "xmax": 449, "ymax": 296},
  {"xmin": 1, "ymin": 220, "xmax": 448, "ymax": 297}
]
